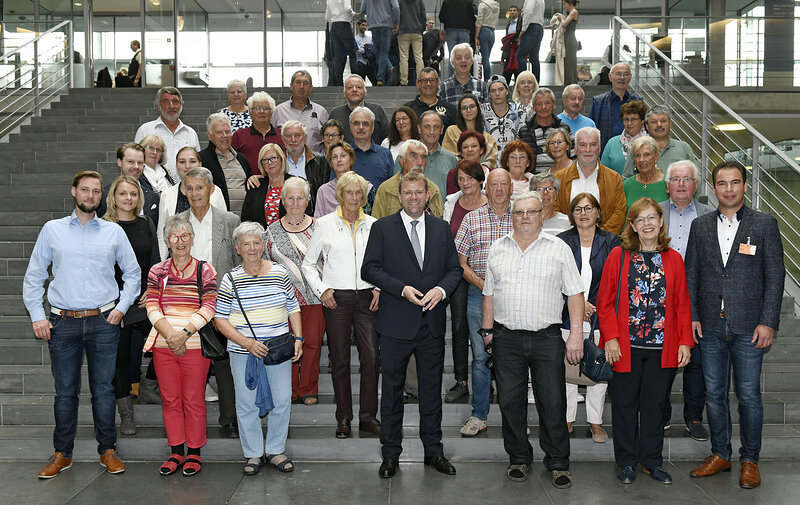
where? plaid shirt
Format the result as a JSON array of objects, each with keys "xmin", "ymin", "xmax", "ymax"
[
  {"xmin": 454, "ymin": 204, "xmax": 513, "ymax": 281},
  {"xmin": 438, "ymin": 76, "xmax": 489, "ymax": 105},
  {"xmin": 588, "ymin": 89, "xmax": 642, "ymax": 152}
]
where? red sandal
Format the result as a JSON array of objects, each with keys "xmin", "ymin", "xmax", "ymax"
[
  {"xmin": 159, "ymin": 454, "xmax": 185, "ymax": 475},
  {"xmin": 182, "ymin": 455, "xmax": 202, "ymax": 476}
]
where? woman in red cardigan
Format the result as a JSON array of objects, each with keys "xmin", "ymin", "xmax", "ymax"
[{"xmin": 596, "ymin": 197, "xmax": 693, "ymax": 486}]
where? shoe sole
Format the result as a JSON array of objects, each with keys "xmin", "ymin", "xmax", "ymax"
[
  {"xmin": 38, "ymin": 463, "xmax": 72, "ymax": 479},
  {"xmin": 460, "ymin": 428, "xmax": 487, "ymax": 437},
  {"xmin": 642, "ymin": 469, "xmax": 672, "ymax": 485},
  {"xmin": 690, "ymin": 467, "xmax": 731, "ymax": 478},
  {"xmin": 685, "ymin": 426, "xmax": 710, "ymax": 441},
  {"xmin": 100, "ymin": 462, "xmax": 126, "ymax": 474}
]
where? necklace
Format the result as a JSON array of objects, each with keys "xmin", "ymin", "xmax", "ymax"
[
  {"xmin": 171, "ymin": 257, "xmax": 193, "ymax": 279},
  {"xmin": 284, "ymin": 215, "xmax": 307, "ymax": 226}
]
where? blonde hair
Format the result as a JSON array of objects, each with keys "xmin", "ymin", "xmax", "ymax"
[
  {"xmin": 335, "ymin": 171, "xmax": 369, "ymax": 208},
  {"xmin": 103, "ymin": 175, "xmax": 144, "ymax": 222}
]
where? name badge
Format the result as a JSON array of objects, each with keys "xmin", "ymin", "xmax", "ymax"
[{"xmin": 739, "ymin": 236, "xmax": 756, "ymax": 255}]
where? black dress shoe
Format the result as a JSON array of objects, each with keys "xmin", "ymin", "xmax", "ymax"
[
  {"xmin": 359, "ymin": 419, "xmax": 381, "ymax": 436},
  {"xmin": 424, "ymin": 455, "xmax": 456, "ymax": 475},
  {"xmin": 336, "ymin": 419, "xmax": 351, "ymax": 439},
  {"xmin": 379, "ymin": 457, "xmax": 399, "ymax": 478},
  {"xmin": 218, "ymin": 423, "xmax": 239, "ymax": 438}
]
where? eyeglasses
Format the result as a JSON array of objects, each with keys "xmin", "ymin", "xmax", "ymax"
[
  {"xmin": 573, "ymin": 205, "xmax": 595, "ymax": 214},
  {"xmin": 668, "ymin": 176, "xmax": 696, "ymax": 184},
  {"xmin": 143, "ymin": 145, "xmax": 163, "ymax": 152},
  {"xmin": 508, "ymin": 154, "xmax": 528, "ymax": 161},
  {"xmin": 401, "ymin": 190, "xmax": 426, "ymax": 197},
  {"xmin": 168, "ymin": 233, "xmax": 192, "ymax": 244},
  {"xmin": 548, "ymin": 140, "xmax": 566, "ymax": 146},
  {"xmin": 260, "ymin": 156, "xmax": 280, "ymax": 165},
  {"xmin": 633, "ymin": 214, "xmax": 660, "ymax": 226},
  {"xmin": 460, "ymin": 104, "xmax": 477, "ymax": 111},
  {"xmin": 512, "ymin": 209, "xmax": 542, "ymax": 217},
  {"xmin": 418, "ymin": 78, "xmax": 438, "ymax": 84},
  {"xmin": 323, "ymin": 132, "xmax": 341, "ymax": 139},
  {"xmin": 252, "ymin": 106, "xmax": 271, "ymax": 112},
  {"xmin": 535, "ymin": 186, "xmax": 556, "ymax": 193},
  {"xmin": 351, "ymin": 120, "xmax": 372, "ymax": 128},
  {"xmin": 395, "ymin": 116, "xmax": 410, "ymax": 123}
]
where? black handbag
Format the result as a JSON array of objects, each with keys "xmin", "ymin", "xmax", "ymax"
[
  {"xmin": 228, "ymin": 272, "xmax": 295, "ymax": 366},
  {"xmin": 195, "ymin": 261, "xmax": 229, "ymax": 360}
]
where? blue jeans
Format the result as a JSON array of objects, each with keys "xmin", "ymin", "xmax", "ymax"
[
  {"xmin": 700, "ymin": 318, "xmax": 764, "ymax": 462},
  {"xmin": 477, "ymin": 26, "xmax": 495, "ymax": 80},
  {"xmin": 48, "ymin": 310, "xmax": 119, "ymax": 458},
  {"xmin": 466, "ymin": 285, "xmax": 490, "ymax": 420},
  {"xmin": 516, "ymin": 23, "xmax": 543, "ymax": 82},
  {"xmin": 446, "ymin": 28, "xmax": 471, "ymax": 75},
  {"xmin": 371, "ymin": 26, "xmax": 393, "ymax": 83},
  {"xmin": 229, "ymin": 352, "xmax": 292, "ymax": 458}
]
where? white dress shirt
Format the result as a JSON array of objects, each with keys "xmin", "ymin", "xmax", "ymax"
[
  {"xmin": 326, "ymin": 0, "xmax": 355, "ymax": 23},
  {"xmin": 400, "ymin": 210, "xmax": 447, "ymax": 299},
  {"xmin": 189, "ymin": 207, "xmax": 214, "ymax": 264},
  {"xmin": 717, "ymin": 210, "xmax": 740, "ymax": 312},
  {"xmin": 570, "ymin": 162, "xmax": 601, "ymax": 203}
]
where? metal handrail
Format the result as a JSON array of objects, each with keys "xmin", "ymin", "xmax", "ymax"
[{"xmin": 0, "ymin": 20, "xmax": 72, "ymax": 62}]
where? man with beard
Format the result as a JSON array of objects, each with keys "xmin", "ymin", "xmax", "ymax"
[
  {"xmin": 24, "ymin": 171, "xmax": 141, "ymax": 479},
  {"xmin": 135, "ymin": 87, "xmax": 201, "ymax": 181}
]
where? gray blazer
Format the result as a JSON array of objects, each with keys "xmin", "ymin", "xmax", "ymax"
[
  {"xmin": 178, "ymin": 207, "xmax": 241, "ymax": 286},
  {"xmin": 685, "ymin": 205, "xmax": 785, "ymax": 335},
  {"xmin": 659, "ymin": 198, "xmax": 714, "ymax": 228}
]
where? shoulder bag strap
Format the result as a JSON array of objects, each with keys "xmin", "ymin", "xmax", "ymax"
[
  {"xmin": 616, "ymin": 248, "xmax": 624, "ymax": 314},
  {"xmin": 195, "ymin": 260, "xmax": 205, "ymax": 307},
  {"xmin": 228, "ymin": 271, "xmax": 258, "ymax": 340}
]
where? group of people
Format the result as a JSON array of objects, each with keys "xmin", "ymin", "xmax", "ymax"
[{"xmin": 22, "ymin": 65, "xmax": 785, "ymax": 493}]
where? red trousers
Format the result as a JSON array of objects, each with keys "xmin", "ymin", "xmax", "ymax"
[
  {"xmin": 153, "ymin": 347, "xmax": 210, "ymax": 449},
  {"xmin": 290, "ymin": 304, "xmax": 325, "ymax": 398}
]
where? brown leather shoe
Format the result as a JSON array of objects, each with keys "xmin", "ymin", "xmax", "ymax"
[
  {"xmin": 38, "ymin": 452, "xmax": 73, "ymax": 479},
  {"xmin": 739, "ymin": 461, "xmax": 761, "ymax": 489},
  {"xmin": 690, "ymin": 454, "xmax": 732, "ymax": 477},
  {"xmin": 335, "ymin": 418, "xmax": 351, "ymax": 439},
  {"xmin": 100, "ymin": 449, "xmax": 126, "ymax": 474}
]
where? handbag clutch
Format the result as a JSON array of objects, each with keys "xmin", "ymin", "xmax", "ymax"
[{"xmin": 196, "ymin": 261, "xmax": 228, "ymax": 361}]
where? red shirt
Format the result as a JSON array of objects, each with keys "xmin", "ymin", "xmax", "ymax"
[{"xmin": 232, "ymin": 125, "xmax": 284, "ymax": 175}]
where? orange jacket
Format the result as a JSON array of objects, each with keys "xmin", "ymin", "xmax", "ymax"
[{"xmin": 553, "ymin": 161, "xmax": 627, "ymax": 235}]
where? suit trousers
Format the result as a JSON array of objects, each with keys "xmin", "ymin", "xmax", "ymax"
[
  {"xmin": 609, "ymin": 347, "xmax": 676, "ymax": 469},
  {"xmin": 323, "ymin": 289, "xmax": 380, "ymax": 423},
  {"xmin": 379, "ymin": 320, "xmax": 445, "ymax": 459},
  {"xmin": 663, "ymin": 343, "xmax": 705, "ymax": 426},
  {"xmin": 449, "ymin": 279, "xmax": 470, "ymax": 382},
  {"xmin": 213, "ymin": 357, "xmax": 238, "ymax": 426},
  {"xmin": 493, "ymin": 324, "xmax": 570, "ymax": 470}
]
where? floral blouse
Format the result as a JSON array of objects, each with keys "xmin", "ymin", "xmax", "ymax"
[{"xmin": 628, "ymin": 251, "xmax": 666, "ymax": 348}]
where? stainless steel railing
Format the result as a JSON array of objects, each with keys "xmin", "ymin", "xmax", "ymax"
[
  {"xmin": 613, "ymin": 15, "xmax": 800, "ymax": 311},
  {"xmin": 0, "ymin": 20, "xmax": 73, "ymax": 140}
]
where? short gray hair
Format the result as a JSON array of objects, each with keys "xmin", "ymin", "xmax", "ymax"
[
  {"xmin": 630, "ymin": 135, "xmax": 659, "ymax": 158},
  {"xmin": 206, "ymin": 112, "xmax": 231, "ymax": 132},
  {"xmin": 665, "ymin": 159, "xmax": 700, "ymax": 181},
  {"xmin": 291, "ymin": 70, "xmax": 313, "ymax": 86},
  {"xmin": 646, "ymin": 105, "xmax": 670, "ymax": 123},
  {"xmin": 344, "ymin": 74, "xmax": 365, "ymax": 90},
  {"xmin": 247, "ymin": 91, "xmax": 276, "ymax": 111},
  {"xmin": 575, "ymin": 126, "xmax": 601, "ymax": 145},
  {"xmin": 529, "ymin": 173, "xmax": 561, "ymax": 192},
  {"xmin": 419, "ymin": 110, "xmax": 443, "ymax": 125},
  {"xmin": 155, "ymin": 86, "xmax": 182, "ymax": 108},
  {"xmin": 281, "ymin": 177, "xmax": 312, "ymax": 203},
  {"xmin": 184, "ymin": 166, "xmax": 214, "ymax": 186},
  {"xmin": 232, "ymin": 221, "xmax": 265, "ymax": 246},
  {"xmin": 451, "ymin": 42, "xmax": 472, "ymax": 58},
  {"xmin": 226, "ymin": 79, "xmax": 247, "ymax": 94},
  {"xmin": 281, "ymin": 120, "xmax": 308, "ymax": 137},
  {"xmin": 562, "ymin": 84, "xmax": 584, "ymax": 102},
  {"xmin": 511, "ymin": 190, "xmax": 543, "ymax": 212},
  {"xmin": 533, "ymin": 87, "xmax": 556, "ymax": 104},
  {"xmin": 163, "ymin": 215, "xmax": 193, "ymax": 245},
  {"xmin": 350, "ymin": 106, "xmax": 375, "ymax": 124},
  {"xmin": 398, "ymin": 139, "xmax": 427, "ymax": 160}
]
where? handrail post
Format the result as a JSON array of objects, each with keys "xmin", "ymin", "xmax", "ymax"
[
  {"xmin": 751, "ymin": 136, "xmax": 761, "ymax": 211},
  {"xmin": 33, "ymin": 38, "xmax": 40, "ymax": 116},
  {"xmin": 700, "ymin": 94, "xmax": 709, "ymax": 197},
  {"xmin": 634, "ymin": 40, "xmax": 640, "ymax": 89},
  {"xmin": 663, "ymin": 62, "xmax": 669, "ymax": 107},
  {"xmin": 68, "ymin": 21, "xmax": 74, "ymax": 88},
  {"xmin": 613, "ymin": 18, "xmax": 621, "ymax": 64}
]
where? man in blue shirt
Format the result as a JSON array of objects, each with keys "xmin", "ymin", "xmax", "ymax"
[
  {"xmin": 349, "ymin": 106, "xmax": 395, "ymax": 192},
  {"xmin": 588, "ymin": 63, "xmax": 642, "ymax": 153},
  {"xmin": 23, "ymin": 171, "xmax": 141, "ymax": 479},
  {"xmin": 557, "ymin": 84, "xmax": 596, "ymax": 134}
]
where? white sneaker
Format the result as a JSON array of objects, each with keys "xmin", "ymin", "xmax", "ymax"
[
  {"xmin": 460, "ymin": 416, "xmax": 487, "ymax": 437},
  {"xmin": 205, "ymin": 384, "xmax": 219, "ymax": 402},
  {"xmin": 527, "ymin": 384, "xmax": 536, "ymax": 404},
  {"xmin": 577, "ymin": 393, "xmax": 585, "ymax": 403}
]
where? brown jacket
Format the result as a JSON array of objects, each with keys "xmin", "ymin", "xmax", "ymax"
[{"xmin": 554, "ymin": 161, "xmax": 627, "ymax": 235}]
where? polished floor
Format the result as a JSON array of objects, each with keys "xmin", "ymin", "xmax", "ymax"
[{"xmin": 10, "ymin": 460, "xmax": 800, "ymax": 505}]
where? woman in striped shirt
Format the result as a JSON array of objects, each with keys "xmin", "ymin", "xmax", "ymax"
[
  {"xmin": 145, "ymin": 215, "xmax": 217, "ymax": 477},
  {"xmin": 215, "ymin": 221, "xmax": 304, "ymax": 476}
]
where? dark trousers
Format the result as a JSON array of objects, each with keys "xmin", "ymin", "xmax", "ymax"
[
  {"xmin": 323, "ymin": 289, "xmax": 379, "ymax": 423},
  {"xmin": 128, "ymin": 319, "xmax": 150, "ymax": 384},
  {"xmin": 609, "ymin": 347, "xmax": 676, "ymax": 469},
  {"xmin": 493, "ymin": 324, "xmax": 569, "ymax": 470},
  {"xmin": 449, "ymin": 279, "xmax": 469, "ymax": 382},
  {"xmin": 114, "ymin": 319, "xmax": 150, "ymax": 398},
  {"xmin": 213, "ymin": 357, "xmax": 237, "ymax": 426},
  {"xmin": 356, "ymin": 61, "xmax": 378, "ymax": 86},
  {"xmin": 379, "ymin": 321, "xmax": 445, "ymax": 459},
  {"xmin": 331, "ymin": 21, "xmax": 357, "ymax": 86},
  {"xmin": 664, "ymin": 343, "xmax": 705, "ymax": 425}
]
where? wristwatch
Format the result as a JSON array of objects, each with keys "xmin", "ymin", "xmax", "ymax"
[{"xmin": 477, "ymin": 328, "xmax": 494, "ymax": 339}]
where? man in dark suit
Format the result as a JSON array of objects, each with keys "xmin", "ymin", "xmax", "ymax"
[
  {"xmin": 200, "ymin": 113, "xmax": 252, "ymax": 213},
  {"xmin": 659, "ymin": 159, "xmax": 714, "ymax": 440},
  {"xmin": 685, "ymin": 161, "xmax": 785, "ymax": 489},
  {"xmin": 361, "ymin": 171, "xmax": 463, "ymax": 479}
]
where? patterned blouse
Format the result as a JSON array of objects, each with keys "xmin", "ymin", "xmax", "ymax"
[
  {"xmin": 628, "ymin": 251, "xmax": 666, "ymax": 348},
  {"xmin": 266, "ymin": 220, "xmax": 320, "ymax": 306},
  {"xmin": 263, "ymin": 185, "xmax": 282, "ymax": 226},
  {"xmin": 217, "ymin": 107, "xmax": 252, "ymax": 133},
  {"xmin": 145, "ymin": 259, "xmax": 217, "ymax": 351}
]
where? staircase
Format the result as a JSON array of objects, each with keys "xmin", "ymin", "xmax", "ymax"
[{"xmin": 1, "ymin": 85, "xmax": 798, "ymax": 463}]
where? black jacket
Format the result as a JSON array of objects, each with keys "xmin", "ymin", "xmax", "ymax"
[
  {"xmin": 439, "ymin": 0, "xmax": 477, "ymax": 31},
  {"xmin": 200, "ymin": 142, "xmax": 252, "ymax": 210},
  {"xmin": 295, "ymin": 145, "xmax": 332, "ymax": 217}
]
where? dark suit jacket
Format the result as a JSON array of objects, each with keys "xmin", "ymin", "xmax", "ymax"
[
  {"xmin": 361, "ymin": 212, "xmax": 462, "ymax": 340},
  {"xmin": 98, "ymin": 180, "xmax": 160, "ymax": 227},
  {"xmin": 685, "ymin": 205, "xmax": 785, "ymax": 335},
  {"xmin": 200, "ymin": 142, "xmax": 252, "ymax": 211}
]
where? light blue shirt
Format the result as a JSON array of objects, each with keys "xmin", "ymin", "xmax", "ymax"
[
  {"xmin": 557, "ymin": 112, "xmax": 596, "ymax": 134},
  {"xmin": 668, "ymin": 198, "xmax": 697, "ymax": 259},
  {"xmin": 287, "ymin": 151, "xmax": 308, "ymax": 179},
  {"xmin": 23, "ymin": 211, "xmax": 141, "ymax": 322}
]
